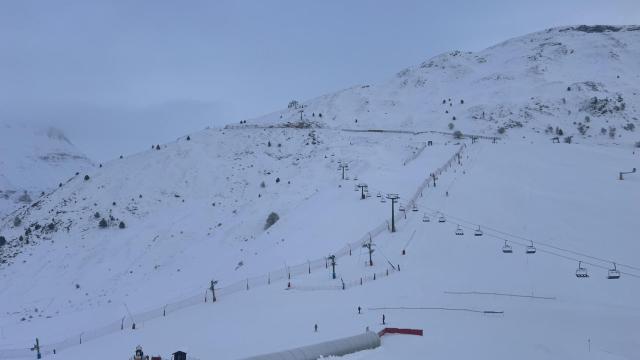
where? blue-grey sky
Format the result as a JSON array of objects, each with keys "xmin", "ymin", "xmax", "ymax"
[{"xmin": 1, "ymin": 0, "xmax": 638, "ymax": 160}]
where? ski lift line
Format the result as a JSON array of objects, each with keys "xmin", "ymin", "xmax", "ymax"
[
  {"xmin": 402, "ymin": 230, "xmax": 417, "ymax": 250},
  {"xmin": 424, "ymin": 206, "xmax": 640, "ymax": 272},
  {"xmin": 367, "ymin": 306, "xmax": 504, "ymax": 314},
  {"xmin": 449, "ymin": 221, "xmax": 640, "ymax": 279},
  {"xmin": 444, "ymin": 291, "xmax": 556, "ymax": 300}
]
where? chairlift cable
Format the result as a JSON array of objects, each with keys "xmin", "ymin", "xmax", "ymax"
[{"xmin": 425, "ymin": 206, "xmax": 640, "ymax": 272}]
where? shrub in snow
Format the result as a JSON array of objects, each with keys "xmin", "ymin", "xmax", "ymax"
[
  {"xmin": 99, "ymin": 218, "xmax": 108, "ymax": 228},
  {"xmin": 635, "ymin": 141, "xmax": 640, "ymax": 148},
  {"xmin": 13, "ymin": 216, "xmax": 21, "ymax": 227},
  {"xmin": 460, "ymin": 99, "xmax": 464, "ymax": 104},
  {"xmin": 498, "ymin": 127, "xmax": 506, "ymax": 134},
  {"xmin": 453, "ymin": 130, "xmax": 463, "ymax": 139},
  {"xmin": 275, "ymin": 177, "xmax": 281, "ymax": 183},
  {"xmin": 601, "ymin": 127, "xmax": 607, "ymax": 135},
  {"xmin": 623, "ymin": 123, "xmax": 635, "ymax": 131},
  {"xmin": 448, "ymin": 123, "xmax": 454, "ymax": 130},
  {"xmin": 260, "ymin": 181, "xmax": 266, "ymax": 188},
  {"xmin": 18, "ymin": 191, "xmax": 31, "ymax": 203},
  {"xmin": 94, "ymin": 212, "xmax": 100, "ymax": 219},
  {"xmin": 288, "ymin": 100, "xmax": 299, "ymax": 109},
  {"xmin": 0, "ymin": 236, "xmax": 6, "ymax": 247},
  {"xmin": 120, "ymin": 155, "xmax": 123, "ymax": 159},
  {"xmin": 577, "ymin": 123, "xmax": 588, "ymax": 135},
  {"xmin": 119, "ymin": 221, "xmax": 126, "ymax": 229},
  {"xmin": 155, "ymin": 145, "xmax": 160, "ymax": 150},
  {"xmin": 555, "ymin": 127, "xmax": 564, "ymax": 136},
  {"xmin": 608, "ymin": 126, "xmax": 616, "ymax": 138},
  {"xmin": 564, "ymin": 136, "xmax": 573, "ymax": 144},
  {"xmin": 84, "ymin": 175, "xmax": 90, "ymax": 181},
  {"xmin": 187, "ymin": 136, "xmax": 191, "ymax": 141},
  {"xmin": 268, "ymin": 141, "xmax": 272, "ymax": 147},
  {"xmin": 264, "ymin": 212, "xmax": 280, "ymax": 230}
]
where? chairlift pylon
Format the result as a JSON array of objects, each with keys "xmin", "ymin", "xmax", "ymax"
[
  {"xmin": 502, "ymin": 240, "xmax": 513, "ymax": 254},
  {"xmin": 455, "ymin": 225, "xmax": 464, "ymax": 236},
  {"xmin": 474, "ymin": 226, "xmax": 483, "ymax": 237},
  {"xmin": 526, "ymin": 241, "xmax": 536, "ymax": 254},
  {"xmin": 575, "ymin": 261, "xmax": 589, "ymax": 278},
  {"xmin": 607, "ymin": 263, "xmax": 621, "ymax": 279}
]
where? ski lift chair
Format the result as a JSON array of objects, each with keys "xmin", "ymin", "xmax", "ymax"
[
  {"xmin": 526, "ymin": 241, "xmax": 536, "ymax": 254},
  {"xmin": 412, "ymin": 204, "xmax": 419, "ymax": 212},
  {"xmin": 502, "ymin": 241, "xmax": 513, "ymax": 253},
  {"xmin": 438, "ymin": 215, "xmax": 446, "ymax": 223},
  {"xmin": 455, "ymin": 225, "xmax": 464, "ymax": 236},
  {"xmin": 380, "ymin": 197, "xmax": 386, "ymax": 203},
  {"xmin": 399, "ymin": 205, "xmax": 406, "ymax": 212},
  {"xmin": 575, "ymin": 261, "xmax": 589, "ymax": 278},
  {"xmin": 474, "ymin": 226, "xmax": 483, "ymax": 236},
  {"xmin": 607, "ymin": 263, "xmax": 621, "ymax": 279},
  {"xmin": 376, "ymin": 192, "xmax": 382, "ymax": 198},
  {"xmin": 422, "ymin": 214, "xmax": 430, "ymax": 222}
]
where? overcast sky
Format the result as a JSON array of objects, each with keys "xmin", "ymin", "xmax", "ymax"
[{"xmin": 1, "ymin": 0, "xmax": 638, "ymax": 160}]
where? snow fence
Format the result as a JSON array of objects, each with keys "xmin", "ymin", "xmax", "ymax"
[
  {"xmin": 239, "ymin": 331, "xmax": 381, "ymax": 360},
  {"xmin": 0, "ymin": 143, "xmax": 467, "ymax": 359}
]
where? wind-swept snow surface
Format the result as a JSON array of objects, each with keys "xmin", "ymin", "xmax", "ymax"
[{"xmin": 250, "ymin": 25, "xmax": 640, "ymax": 146}]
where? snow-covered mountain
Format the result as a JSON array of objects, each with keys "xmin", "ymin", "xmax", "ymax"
[
  {"xmin": 0, "ymin": 25, "xmax": 639, "ymax": 360},
  {"xmin": 250, "ymin": 25, "xmax": 640, "ymax": 144},
  {"xmin": 0, "ymin": 122, "xmax": 93, "ymax": 219}
]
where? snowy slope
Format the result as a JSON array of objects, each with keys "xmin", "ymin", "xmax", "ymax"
[
  {"xmin": 249, "ymin": 25, "xmax": 640, "ymax": 145},
  {"xmin": 0, "ymin": 121, "xmax": 92, "ymax": 218},
  {"xmin": 1, "ymin": 25, "xmax": 640, "ymax": 360},
  {"xmin": 4, "ymin": 138, "xmax": 638, "ymax": 360}
]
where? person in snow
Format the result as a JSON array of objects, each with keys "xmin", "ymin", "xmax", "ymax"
[
  {"xmin": 314, "ymin": 324, "xmax": 318, "ymax": 332},
  {"xmin": 382, "ymin": 314, "xmax": 386, "ymax": 325},
  {"xmin": 358, "ymin": 306, "xmax": 361, "ymax": 314}
]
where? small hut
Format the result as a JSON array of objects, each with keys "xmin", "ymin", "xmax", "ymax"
[{"xmin": 172, "ymin": 351, "xmax": 187, "ymax": 360}]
